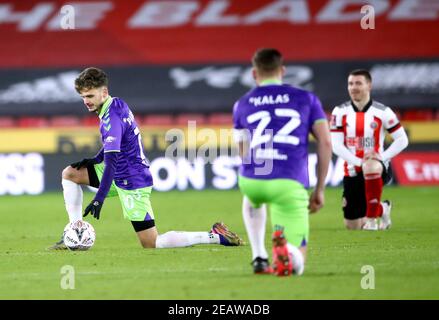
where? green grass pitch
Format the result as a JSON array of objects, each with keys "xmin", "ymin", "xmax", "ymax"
[{"xmin": 1, "ymin": 186, "xmax": 438, "ymax": 300}]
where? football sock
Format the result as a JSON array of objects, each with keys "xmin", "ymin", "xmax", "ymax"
[
  {"xmin": 155, "ymin": 231, "xmax": 219, "ymax": 248},
  {"xmin": 287, "ymin": 243, "xmax": 305, "ymax": 276},
  {"xmin": 62, "ymin": 178, "xmax": 83, "ymax": 222},
  {"xmin": 242, "ymin": 197, "xmax": 268, "ymax": 260},
  {"xmin": 364, "ymin": 173, "xmax": 383, "ymax": 218}
]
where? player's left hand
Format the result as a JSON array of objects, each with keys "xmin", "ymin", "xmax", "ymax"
[
  {"xmin": 83, "ymin": 200, "xmax": 103, "ymax": 220},
  {"xmin": 308, "ymin": 189, "xmax": 324, "ymax": 214}
]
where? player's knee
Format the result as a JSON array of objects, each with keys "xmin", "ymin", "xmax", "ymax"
[
  {"xmin": 345, "ymin": 224, "xmax": 360, "ymax": 230},
  {"xmin": 362, "ymin": 159, "xmax": 382, "ymax": 175},
  {"xmin": 137, "ymin": 229, "xmax": 158, "ymax": 248},
  {"xmin": 140, "ymin": 240, "xmax": 156, "ymax": 248},
  {"xmin": 344, "ymin": 219, "xmax": 362, "ymax": 230},
  {"xmin": 62, "ymin": 166, "xmax": 77, "ymax": 181}
]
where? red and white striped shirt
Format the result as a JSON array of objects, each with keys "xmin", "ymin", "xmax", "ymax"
[{"xmin": 330, "ymin": 100, "xmax": 402, "ymax": 177}]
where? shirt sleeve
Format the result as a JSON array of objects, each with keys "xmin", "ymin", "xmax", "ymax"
[
  {"xmin": 232, "ymin": 100, "xmax": 248, "ymax": 142},
  {"xmin": 329, "ymin": 106, "xmax": 343, "ymax": 132},
  {"xmin": 383, "ymin": 107, "xmax": 402, "ymax": 134},
  {"xmin": 94, "ymin": 152, "xmax": 117, "ymax": 203},
  {"xmin": 102, "ymin": 113, "xmax": 123, "ymax": 153}
]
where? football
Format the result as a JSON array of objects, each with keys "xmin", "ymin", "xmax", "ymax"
[{"xmin": 63, "ymin": 220, "xmax": 96, "ymax": 251}]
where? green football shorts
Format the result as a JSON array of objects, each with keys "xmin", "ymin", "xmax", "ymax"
[
  {"xmin": 238, "ymin": 175, "xmax": 309, "ymax": 247},
  {"xmin": 94, "ymin": 163, "xmax": 154, "ymax": 222}
]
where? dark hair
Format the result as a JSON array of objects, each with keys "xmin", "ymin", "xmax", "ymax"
[
  {"xmin": 349, "ymin": 69, "xmax": 372, "ymax": 82},
  {"xmin": 252, "ymin": 48, "xmax": 283, "ymax": 74},
  {"xmin": 75, "ymin": 67, "xmax": 108, "ymax": 93}
]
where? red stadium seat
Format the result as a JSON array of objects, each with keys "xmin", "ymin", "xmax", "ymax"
[
  {"xmin": 401, "ymin": 109, "xmax": 434, "ymax": 121},
  {"xmin": 0, "ymin": 116, "xmax": 16, "ymax": 128},
  {"xmin": 207, "ymin": 113, "xmax": 233, "ymax": 126},
  {"xmin": 175, "ymin": 113, "xmax": 206, "ymax": 126},
  {"xmin": 81, "ymin": 115, "xmax": 100, "ymax": 127},
  {"xmin": 393, "ymin": 110, "xmax": 402, "ymax": 121},
  {"xmin": 17, "ymin": 116, "xmax": 49, "ymax": 128},
  {"xmin": 49, "ymin": 116, "xmax": 81, "ymax": 127},
  {"xmin": 142, "ymin": 114, "xmax": 174, "ymax": 126}
]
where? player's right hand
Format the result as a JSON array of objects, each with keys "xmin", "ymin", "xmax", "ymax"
[
  {"xmin": 83, "ymin": 199, "xmax": 103, "ymax": 220},
  {"xmin": 70, "ymin": 158, "xmax": 95, "ymax": 170}
]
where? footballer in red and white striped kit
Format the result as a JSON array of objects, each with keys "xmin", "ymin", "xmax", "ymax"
[{"xmin": 330, "ymin": 69, "xmax": 409, "ymax": 231}]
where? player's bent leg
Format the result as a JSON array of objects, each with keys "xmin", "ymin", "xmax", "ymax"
[
  {"xmin": 269, "ymin": 180, "xmax": 309, "ymax": 276},
  {"xmin": 136, "ymin": 226, "xmax": 159, "ymax": 248},
  {"xmin": 62, "ymin": 165, "xmax": 90, "ymax": 185},
  {"xmin": 239, "ymin": 177, "xmax": 272, "ymax": 274},
  {"xmin": 271, "ymin": 230, "xmax": 306, "ymax": 276},
  {"xmin": 134, "ymin": 220, "xmax": 222, "ymax": 249},
  {"xmin": 344, "ymin": 218, "xmax": 364, "ymax": 230},
  {"xmin": 154, "ymin": 223, "xmax": 242, "ymax": 248},
  {"xmin": 241, "ymin": 197, "xmax": 269, "ymax": 268},
  {"xmin": 362, "ymin": 159, "xmax": 384, "ymax": 230},
  {"xmin": 48, "ymin": 166, "xmax": 91, "ymax": 250}
]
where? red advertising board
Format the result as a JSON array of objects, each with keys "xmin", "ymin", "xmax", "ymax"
[
  {"xmin": 0, "ymin": 0, "xmax": 438, "ymax": 68},
  {"xmin": 392, "ymin": 152, "xmax": 439, "ymax": 185}
]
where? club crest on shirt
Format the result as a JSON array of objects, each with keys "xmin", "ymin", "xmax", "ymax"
[{"xmin": 370, "ymin": 121, "xmax": 378, "ymax": 129}]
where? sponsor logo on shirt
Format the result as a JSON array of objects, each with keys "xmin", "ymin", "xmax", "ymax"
[
  {"xmin": 346, "ymin": 137, "xmax": 375, "ymax": 149},
  {"xmin": 105, "ymin": 136, "xmax": 116, "ymax": 143}
]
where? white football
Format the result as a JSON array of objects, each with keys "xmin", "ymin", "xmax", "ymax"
[{"xmin": 63, "ymin": 220, "xmax": 96, "ymax": 251}]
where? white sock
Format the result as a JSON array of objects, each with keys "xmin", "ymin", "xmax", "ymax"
[
  {"xmin": 155, "ymin": 231, "xmax": 219, "ymax": 248},
  {"xmin": 287, "ymin": 243, "xmax": 305, "ymax": 276},
  {"xmin": 242, "ymin": 196, "xmax": 268, "ymax": 260},
  {"xmin": 62, "ymin": 178, "xmax": 83, "ymax": 223}
]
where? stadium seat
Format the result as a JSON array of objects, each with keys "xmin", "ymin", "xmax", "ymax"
[
  {"xmin": 401, "ymin": 109, "xmax": 434, "ymax": 121},
  {"xmin": 175, "ymin": 113, "xmax": 207, "ymax": 126},
  {"xmin": 81, "ymin": 115, "xmax": 100, "ymax": 126},
  {"xmin": 207, "ymin": 113, "xmax": 233, "ymax": 126},
  {"xmin": 0, "ymin": 116, "xmax": 16, "ymax": 128},
  {"xmin": 49, "ymin": 116, "xmax": 81, "ymax": 127},
  {"xmin": 17, "ymin": 116, "xmax": 49, "ymax": 128},
  {"xmin": 141, "ymin": 114, "xmax": 174, "ymax": 126},
  {"xmin": 393, "ymin": 110, "xmax": 402, "ymax": 121}
]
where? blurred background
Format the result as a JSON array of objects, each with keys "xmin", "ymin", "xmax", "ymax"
[{"xmin": 0, "ymin": 0, "xmax": 438, "ymax": 195}]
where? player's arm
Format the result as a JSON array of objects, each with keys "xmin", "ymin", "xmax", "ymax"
[
  {"xmin": 70, "ymin": 147, "xmax": 104, "ymax": 170},
  {"xmin": 84, "ymin": 115, "xmax": 122, "ymax": 220},
  {"xmin": 309, "ymin": 119, "xmax": 332, "ymax": 213},
  {"xmin": 330, "ymin": 108, "xmax": 362, "ymax": 167},
  {"xmin": 381, "ymin": 109, "xmax": 409, "ymax": 162},
  {"xmin": 84, "ymin": 151, "xmax": 118, "ymax": 220}
]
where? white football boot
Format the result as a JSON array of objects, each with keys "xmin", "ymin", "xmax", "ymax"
[
  {"xmin": 379, "ymin": 200, "xmax": 392, "ymax": 230},
  {"xmin": 363, "ymin": 218, "xmax": 378, "ymax": 231}
]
